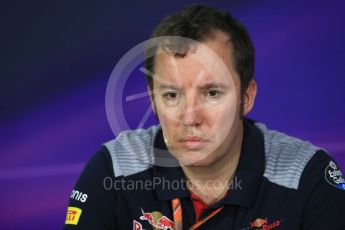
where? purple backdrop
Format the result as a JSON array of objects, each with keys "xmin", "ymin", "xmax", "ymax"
[{"xmin": 1, "ymin": 0, "xmax": 344, "ymax": 229}]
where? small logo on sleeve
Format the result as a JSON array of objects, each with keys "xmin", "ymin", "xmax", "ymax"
[
  {"xmin": 70, "ymin": 189, "xmax": 88, "ymax": 203},
  {"xmin": 65, "ymin": 207, "xmax": 82, "ymax": 225},
  {"xmin": 325, "ymin": 160, "xmax": 345, "ymax": 190}
]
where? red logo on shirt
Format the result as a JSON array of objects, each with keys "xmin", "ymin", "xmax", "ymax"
[
  {"xmin": 238, "ymin": 217, "xmax": 283, "ymax": 230},
  {"xmin": 133, "ymin": 220, "xmax": 143, "ymax": 230},
  {"xmin": 135, "ymin": 208, "xmax": 174, "ymax": 230},
  {"xmin": 250, "ymin": 218, "xmax": 268, "ymax": 228}
]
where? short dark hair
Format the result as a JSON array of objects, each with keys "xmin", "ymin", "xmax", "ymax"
[{"xmin": 144, "ymin": 4, "xmax": 255, "ymax": 96}]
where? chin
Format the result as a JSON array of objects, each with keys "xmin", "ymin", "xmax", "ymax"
[{"xmin": 176, "ymin": 152, "xmax": 215, "ymax": 167}]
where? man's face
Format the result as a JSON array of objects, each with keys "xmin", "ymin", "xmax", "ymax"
[{"xmin": 151, "ymin": 32, "xmax": 246, "ymax": 167}]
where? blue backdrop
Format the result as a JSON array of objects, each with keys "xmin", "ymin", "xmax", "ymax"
[{"xmin": 1, "ymin": 0, "xmax": 344, "ymax": 229}]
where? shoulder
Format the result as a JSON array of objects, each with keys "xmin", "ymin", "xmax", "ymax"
[
  {"xmin": 254, "ymin": 122, "xmax": 327, "ymax": 190},
  {"xmin": 102, "ymin": 125, "xmax": 160, "ymax": 178}
]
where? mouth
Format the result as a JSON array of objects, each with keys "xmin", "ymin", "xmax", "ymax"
[{"xmin": 178, "ymin": 136, "xmax": 209, "ymax": 150}]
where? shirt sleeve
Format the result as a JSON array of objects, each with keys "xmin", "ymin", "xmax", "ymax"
[
  {"xmin": 301, "ymin": 150, "xmax": 345, "ymax": 230},
  {"xmin": 63, "ymin": 146, "xmax": 117, "ymax": 229}
]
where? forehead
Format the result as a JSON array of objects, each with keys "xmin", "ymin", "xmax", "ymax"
[{"xmin": 153, "ymin": 31, "xmax": 239, "ymax": 87}]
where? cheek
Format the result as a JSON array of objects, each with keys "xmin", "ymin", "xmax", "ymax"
[
  {"xmin": 206, "ymin": 95, "xmax": 238, "ymax": 142},
  {"xmin": 157, "ymin": 108, "xmax": 179, "ymax": 127},
  {"xmin": 156, "ymin": 107, "xmax": 180, "ymax": 141},
  {"xmin": 155, "ymin": 97, "xmax": 180, "ymax": 119},
  {"xmin": 208, "ymin": 94, "xmax": 237, "ymax": 125}
]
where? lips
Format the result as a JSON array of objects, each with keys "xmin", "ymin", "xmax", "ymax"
[
  {"xmin": 180, "ymin": 136, "xmax": 205, "ymax": 141},
  {"xmin": 179, "ymin": 136, "xmax": 209, "ymax": 150}
]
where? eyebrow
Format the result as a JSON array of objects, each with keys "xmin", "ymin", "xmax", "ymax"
[
  {"xmin": 197, "ymin": 83, "xmax": 229, "ymax": 90},
  {"xmin": 159, "ymin": 85, "xmax": 181, "ymax": 90},
  {"xmin": 158, "ymin": 83, "xmax": 229, "ymax": 90}
]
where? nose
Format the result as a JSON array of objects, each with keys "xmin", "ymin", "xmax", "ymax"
[{"xmin": 181, "ymin": 94, "xmax": 202, "ymax": 127}]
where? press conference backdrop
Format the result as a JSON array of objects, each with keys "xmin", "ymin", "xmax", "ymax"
[{"xmin": 1, "ymin": 0, "xmax": 344, "ymax": 229}]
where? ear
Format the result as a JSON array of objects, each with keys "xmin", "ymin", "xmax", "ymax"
[
  {"xmin": 242, "ymin": 79, "xmax": 257, "ymax": 116},
  {"xmin": 148, "ymin": 87, "xmax": 157, "ymax": 114}
]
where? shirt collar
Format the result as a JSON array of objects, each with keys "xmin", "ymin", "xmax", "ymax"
[{"xmin": 152, "ymin": 119, "xmax": 265, "ymax": 208}]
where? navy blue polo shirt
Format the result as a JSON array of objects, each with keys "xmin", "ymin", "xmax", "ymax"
[{"xmin": 63, "ymin": 120, "xmax": 345, "ymax": 229}]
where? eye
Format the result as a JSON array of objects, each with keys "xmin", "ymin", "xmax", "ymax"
[
  {"xmin": 204, "ymin": 89, "xmax": 223, "ymax": 105},
  {"xmin": 207, "ymin": 90, "xmax": 219, "ymax": 97},
  {"xmin": 165, "ymin": 92, "xmax": 178, "ymax": 100},
  {"xmin": 162, "ymin": 91, "xmax": 181, "ymax": 106}
]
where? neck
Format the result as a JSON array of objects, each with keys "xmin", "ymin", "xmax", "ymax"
[{"xmin": 181, "ymin": 124, "xmax": 243, "ymax": 205}]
